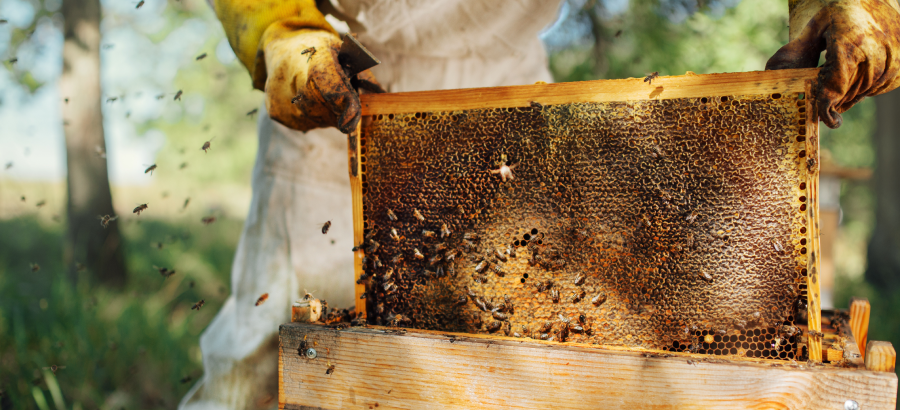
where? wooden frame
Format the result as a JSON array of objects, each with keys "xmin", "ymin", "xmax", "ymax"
[
  {"xmin": 349, "ymin": 68, "xmax": 823, "ymax": 360},
  {"xmin": 279, "ymin": 320, "xmax": 897, "ymax": 409}
]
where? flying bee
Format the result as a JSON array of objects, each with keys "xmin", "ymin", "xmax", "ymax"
[
  {"xmin": 97, "ymin": 214, "xmax": 118, "ymax": 228},
  {"xmin": 196, "ymin": 53, "xmax": 207, "ymax": 60},
  {"xmin": 201, "ymin": 136, "xmax": 216, "ymax": 153},
  {"xmin": 591, "ymin": 292, "xmax": 607, "ymax": 306},
  {"xmin": 413, "ymin": 248, "xmax": 424, "ymax": 260},
  {"xmin": 255, "ymin": 293, "xmax": 269, "ymax": 306},
  {"xmin": 135, "ymin": 0, "xmax": 144, "ymax": 8},
  {"xmin": 387, "ymin": 208, "xmax": 397, "ymax": 221},
  {"xmin": 440, "ymin": 223, "xmax": 451, "ymax": 238},
  {"xmin": 574, "ymin": 273, "xmax": 585, "ymax": 286},
  {"xmin": 301, "ymin": 47, "xmax": 316, "ymax": 62},
  {"xmin": 644, "ymin": 71, "xmax": 660, "ymax": 85},
  {"xmin": 246, "ymin": 108, "xmax": 258, "ymax": 116},
  {"xmin": 182, "ymin": 198, "xmax": 190, "ymax": 210},
  {"xmin": 413, "ymin": 209, "xmax": 425, "ymax": 222},
  {"xmin": 201, "ymin": 216, "xmax": 217, "ymax": 225},
  {"xmin": 191, "ymin": 300, "xmax": 205, "ymax": 310},
  {"xmin": 174, "ymin": 90, "xmax": 183, "ymax": 101},
  {"xmin": 474, "ymin": 260, "xmax": 489, "ymax": 273},
  {"xmin": 35, "ymin": 200, "xmax": 46, "ymax": 208},
  {"xmin": 390, "ymin": 228, "xmax": 400, "ymax": 242},
  {"xmin": 30, "ymin": 263, "xmax": 40, "ymax": 272},
  {"xmin": 550, "ymin": 289, "xmax": 560, "ymax": 303},
  {"xmin": 154, "ymin": 265, "xmax": 176, "ymax": 279},
  {"xmin": 42, "ymin": 365, "xmax": 66, "ymax": 374},
  {"xmin": 321, "ymin": 221, "xmax": 332, "ymax": 234},
  {"xmin": 133, "ymin": 204, "xmax": 148, "ymax": 215}
]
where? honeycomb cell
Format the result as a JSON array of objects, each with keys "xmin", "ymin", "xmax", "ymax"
[{"xmin": 360, "ymin": 93, "xmax": 810, "ymax": 361}]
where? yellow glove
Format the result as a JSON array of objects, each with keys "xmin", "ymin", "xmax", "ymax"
[
  {"xmin": 213, "ymin": 0, "xmax": 380, "ymax": 133},
  {"xmin": 767, "ymin": 0, "xmax": 900, "ymax": 128}
]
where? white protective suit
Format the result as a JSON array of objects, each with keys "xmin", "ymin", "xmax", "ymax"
[{"xmin": 180, "ymin": 1, "xmax": 561, "ymax": 409}]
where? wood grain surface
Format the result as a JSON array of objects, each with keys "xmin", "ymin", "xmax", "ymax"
[
  {"xmin": 867, "ymin": 341, "xmax": 897, "ymax": 373},
  {"xmin": 359, "ymin": 68, "xmax": 820, "ymax": 115},
  {"xmin": 851, "ymin": 298, "xmax": 871, "ymax": 359},
  {"xmin": 279, "ymin": 323, "xmax": 897, "ymax": 410}
]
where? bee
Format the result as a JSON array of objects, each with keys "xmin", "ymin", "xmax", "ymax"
[
  {"xmin": 685, "ymin": 211, "xmax": 698, "ymax": 223},
  {"xmin": 0, "ymin": 19, "xmax": 7, "ymax": 24},
  {"xmin": 433, "ymin": 242, "xmax": 447, "ymax": 253},
  {"xmin": 420, "ymin": 230, "xmax": 436, "ymax": 240},
  {"xmin": 686, "ymin": 233, "xmax": 694, "ymax": 248},
  {"xmin": 196, "ymin": 53, "xmax": 207, "ymax": 60},
  {"xmin": 491, "ymin": 309, "xmax": 508, "ymax": 321},
  {"xmin": 4, "ymin": 161, "xmax": 12, "ymax": 169},
  {"xmin": 373, "ymin": 255, "xmax": 382, "ymax": 269},
  {"xmin": 191, "ymin": 300, "xmax": 205, "ymax": 310},
  {"xmin": 35, "ymin": 200, "xmax": 46, "ymax": 208},
  {"xmin": 614, "ymin": 29, "xmax": 623, "ymax": 38},
  {"xmin": 641, "ymin": 214, "xmax": 652, "ymax": 227},
  {"xmin": 325, "ymin": 363, "xmax": 335, "ymax": 375},
  {"xmin": 649, "ymin": 144, "xmax": 665, "ymax": 159},
  {"xmin": 591, "ymin": 292, "xmax": 607, "ymax": 306},
  {"xmin": 255, "ymin": 293, "xmax": 269, "ymax": 306},
  {"xmin": 391, "ymin": 254, "xmax": 402, "ymax": 264},
  {"xmin": 552, "ymin": 258, "xmax": 566, "ymax": 268},
  {"xmin": 463, "ymin": 232, "xmax": 479, "ymax": 240},
  {"xmin": 445, "ymin": 249, "xmax": 459, "ymax": 263},
  {"xmin": 413, "ymin": 209, "xmax": 425, "ymax": 222},
  {"xmin": 8, "ymin": 57, "xmax": 17, "ymax": 64},
  {"xmin": 644, "ymin": 71, "xmax": 660, "ymax": 85},
  {"xmin": 507, "ymin": 245, "xmax": 516, "ymax": 258},
  {"xmin": 807, "ymin": 330, "xmax": 824, "ymax": 338},
  {"xmin": 440, "ymin": 223, "xmax": 451, "ymax": 238},
  {"xmin": 390, "ymin": 228, "xmax": 400, "ymax": 242},
  {"xmin": 367, "ymin": 240, "xmax": 380, "ymax": 253},
  {"xmin": 387, "ymin": 208, "xmax": 397, "ymax": 221},
  {"xmin": 42, "ymin": 365, "xmax": 66, "ymax": 374},
  {"xmin": 536, "ymin": 280, "xmax": 552, "ymax": 293},
  {"xmin": 474, "ymin": 297, "xmax": 488, "ymax": 311},
  {"xmin": 135, "ymin": 0, "xmax": 144, "ymax": 8},
  {"xmin": 291, "ymin": 94, "xmax": 302, "ymax": 104},
  {"xmin": 202, "ymin": 216, "xmax": 217, "ymax": 225},
  {"xmin": 321, "ymin": 221, "xmax": 332, "ymax": 234},
  {"xmin": 490, "ymin": 158, "xmax": 518, "ymax": 182},
  {"xmin": 182, "ymin": 198, "xmax": 190, "ymax": 210},
  {"xmin": 301, "ymin": 47, "xmax": 316, "ymax": 62},
  {"xmin": 570, "ymin": 290, "xmax": 585, "ymax": 303},
  {"xmin": 30, "ymin": 263, "xmax": 40, "ymax": 272},
  {"xmin": 174, "ymin": 90, "xmax": 183, "ymax": 101},
  {"xmin": 131, "ymin": 203, "xmax": 149, "ymax": 215},
  {"xmin": 246, "ymin": 108, "xmax": 258, "ymax": 116},
  {"xmin": 461, "ymin": 239, "xmax": 475, "ymax": 253},
  {"xmin": 550, "ymin": 289, "xmax": 560, "ymax": 303},
  {"xmin": 486, "ymin": 321, "xmax": 502, "ymax": 332},
  {"xmin": 428, "ymin": 254, "xmax": 443, "ymax": 266},
  {"xmin": 491, "ymin": 264, "xmax": 504, "ymax": 276},
  {"xmin": 413, "ymin": 248, "xmax": 424, "ymax": 260},
  {"xmin": 364, "ymin": 229, "xmax": 376, "ymax": 241},
  {"xmin": 154, "ymin": 265, "xmax": 176, "ymax": 279},
  {"xmin": 201, "ymin": 136, "xmax": 216, "ymax": 153},
  {"xmin": 806, "ymin": 157, "xmax": 816, "ymax": 172},
  {"xmin": 20, "ymin": 196, "xmax": 25, "ymax": 202},
  {"xmin": 568, "ymin": 322, "xmax": 584, "ymax": 333},
  {"xmin": 180, "ymin": 375, "xmax": 192, "ymax": 384},
  {"xmin": 701, "ymin": 272, "xmax": 713, "ymax": 282},
  {"xmin": 539, "ymin": 321, "xmax": 553, "ymax": 334},
  {"xmin": 155, "ymin": 93, "xmax": 165, "ymax": 100},
  {"xmin": 574, "ymin": 273, "xmax": 585, "ymax": 286},
  {"xmin": 97, "ymin": 214, "xmax": 118, "ymax": 228},
  {"xmin": 503, "ymin": 294, "xmax": 512, "ymax": 307},
  {"xmin": 474, "ymin": 260, "xmax": 489, "ymax": 273},
  {"xmin": 529, "ymin": 101, "xmax": 543, "ymax": 112},
  {"xmin": 494, "ymin": 248, "xmax": 508, "ymax": 262},
  {"xmin": 772, "ymin": 240, "xmax": 783, "ymax": 253},
  {"xmin": 455, "ymin": 294, "xmax": 468, "ymax": 305}
]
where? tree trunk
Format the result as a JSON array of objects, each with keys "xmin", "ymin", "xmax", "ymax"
[
  {"xmin": 60, "ymin": 0, "xmax": 126, "ymax": 287},
  {"xmin": 866, "ymin": 91, "xmax": 900, "ymax": 292}
]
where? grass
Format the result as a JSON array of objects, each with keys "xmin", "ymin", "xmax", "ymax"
[{"xmin": 0, "ymin": 215, "xmax": 242, "ymax": 410}]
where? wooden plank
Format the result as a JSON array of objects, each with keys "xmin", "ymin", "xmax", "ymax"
[
  {"xmin": 867, "ymin": 341, "xmax": 897, "ymax": 373},
  {"xmin": 851, "ymin": 298, "xmax": 871, "ymax": 360},
  {"xmin": 359, "ymin": 68, "xmax": 819, "ymax": 115},
  {"xmin": 804, "ymin": 82, "xmax": 823, "ymax": 363},
  {"xmin": 279, "ymin": 323, "xmax": 897, "ymax": 410},
  {"xmin": 349, "ymin": 123, "xmax": 366, "ymax": 318}
]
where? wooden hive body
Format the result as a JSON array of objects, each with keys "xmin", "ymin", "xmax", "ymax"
[{"xmin": 348, "ymin": 68, "xmax": 824, "ymax": 361}]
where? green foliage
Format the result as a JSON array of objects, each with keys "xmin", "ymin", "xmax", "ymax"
[{"xmin": 0, "ymin": 216, "xmax": 239, "ymax": 409}]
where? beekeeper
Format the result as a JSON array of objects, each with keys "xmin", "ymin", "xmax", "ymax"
[{"xmin": 181, "ymin": 0, "xmax": 900, "ymax": 408}]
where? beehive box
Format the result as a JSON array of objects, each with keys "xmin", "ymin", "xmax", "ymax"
[{"xmin": 348, "ymin": 68, "xmax": 824, "ymax": 362}]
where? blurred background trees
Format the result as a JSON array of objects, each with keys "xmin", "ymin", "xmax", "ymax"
[{"xmin": 0, "ymin": 0, "xmax": 894, "ymax": 408}]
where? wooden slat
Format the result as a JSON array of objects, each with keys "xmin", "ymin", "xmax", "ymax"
[
  {"xmin": 348, "ymin": 123, "xmax": 366, "ymax": 318},
  {"xmin": 359, "ymin": 68, "xmax": 820, "ymax": 115},
  {"xmin": 805, "ymin": 83, "xmax": 823, "ymax": 363},
  {"xmin": 279, "ymin": 323, "xmax": 897, "ymax": 410},
  {"xmin": 867, "ymin": 341, "xmax": 897, "ymax": 373},
  {"xmin": 851, "ymin": 298, "xmax": 871, "ymax": 360}
]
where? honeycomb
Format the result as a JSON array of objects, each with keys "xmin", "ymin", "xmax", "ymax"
[{"xmin": 357, "ymin": 92, "xmax": 812, "ymax": 361}]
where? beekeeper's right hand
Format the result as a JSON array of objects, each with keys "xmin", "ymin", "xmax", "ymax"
[{"xmin": 213, "ymin": 0, "xmax": 381, "ymax": 134}]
